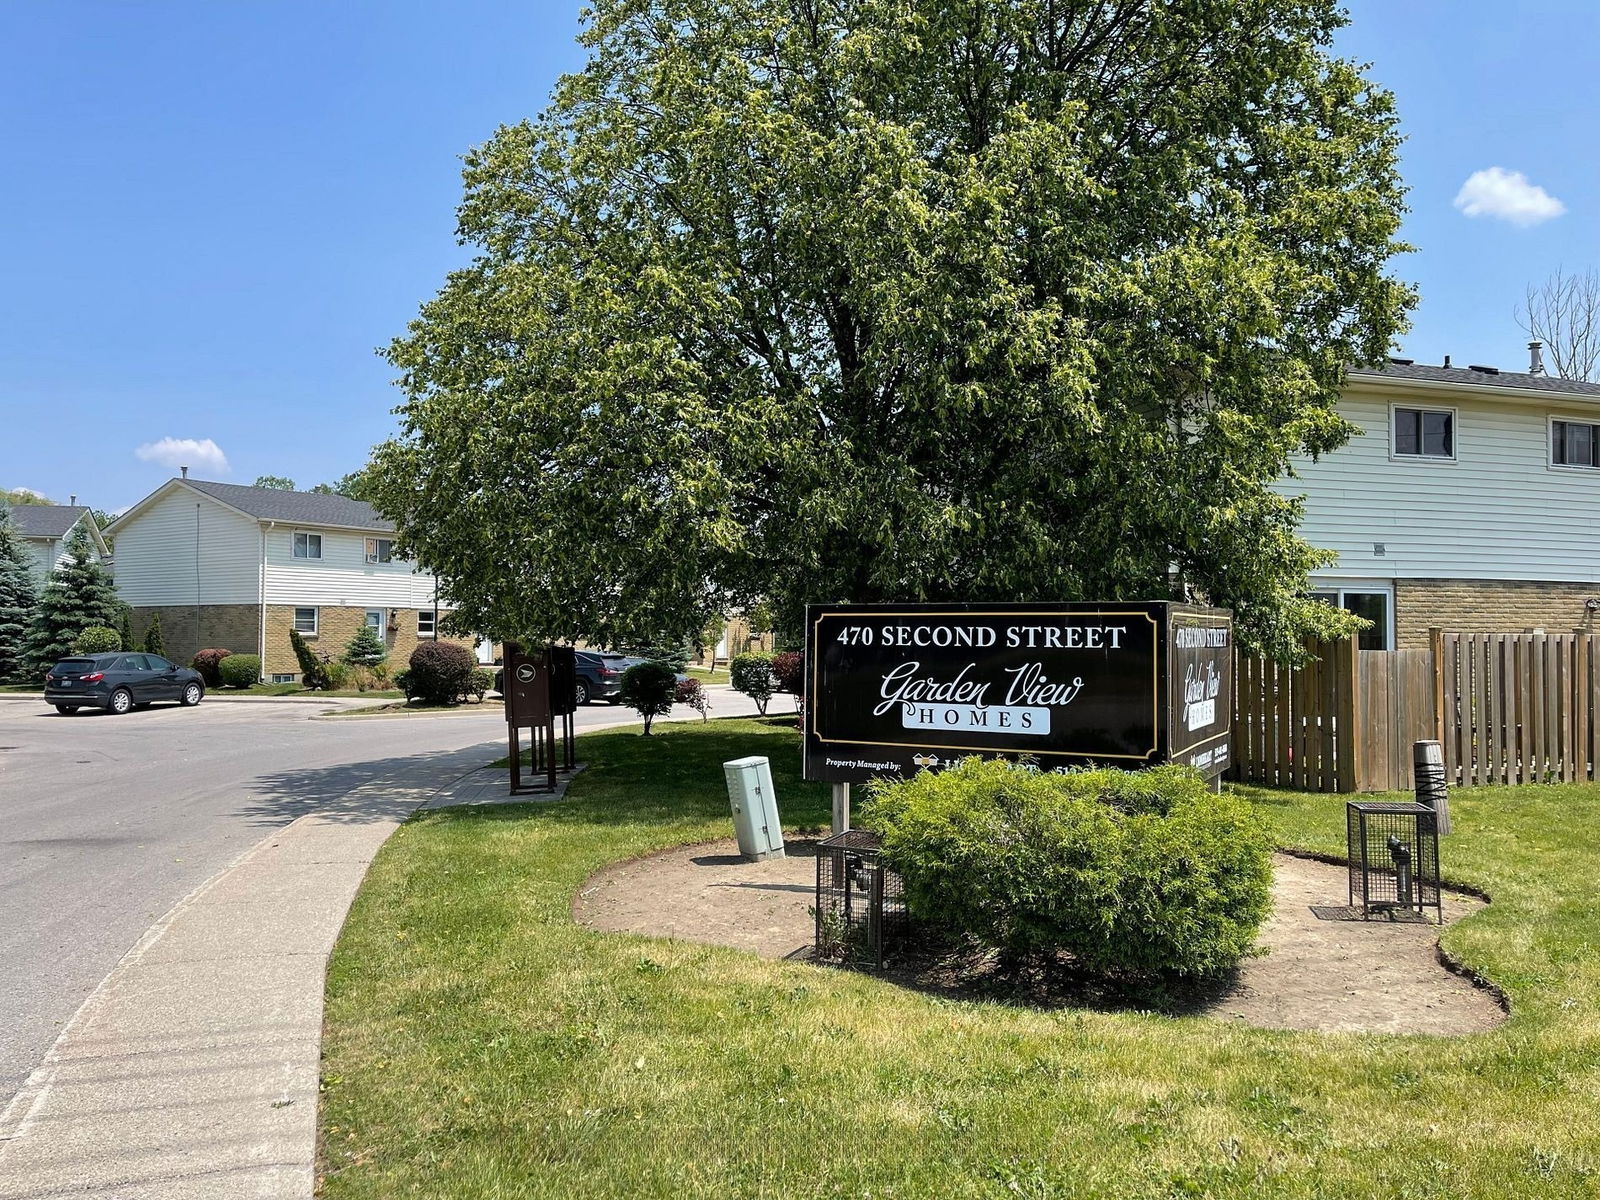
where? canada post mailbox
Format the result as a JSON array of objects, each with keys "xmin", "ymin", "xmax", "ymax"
[{"xmin": 803, "ymin": 602, "xmax": 1233, "ymax": 785}]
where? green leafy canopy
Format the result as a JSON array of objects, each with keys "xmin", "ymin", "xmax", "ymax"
[{"xmin": 370, "ymin": 0, "xmax": 1412, "ymax": 658}]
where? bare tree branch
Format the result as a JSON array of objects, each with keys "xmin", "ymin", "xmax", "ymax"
[{"xmin": 1517, "ymin": 266, "xmax": 1600, "ymax": 381}]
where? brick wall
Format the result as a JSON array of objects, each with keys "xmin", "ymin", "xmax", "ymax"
[
  {"xmin": 1395, "ymin": 579, "xmax": 1600, "ymax": 647},
  {"xmin": 263, "ymin": 605, "xmax": 477, "ymax": 681},
  {"xmin": 129, "ymin": 605, "xmax": 259, "ymax": 667}
]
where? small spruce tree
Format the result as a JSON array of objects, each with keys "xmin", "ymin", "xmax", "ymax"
[
  {"xmin": 342, "ymin": 621, "xmax": 388, "ymax": 667},
  {"xmin": 25, "ymin": 528, "xmax": 122, "ymax": 673},
  {"xmin": 119, "ymin": 608, "xmax": 139, "ymax": 654},
  {"xmin": 0, "ymin": 510, "xmax": 41, "ymax": 683},
  {"xmin": 142, "ymin": 612, "xmax": 166, "ymax": 657}
]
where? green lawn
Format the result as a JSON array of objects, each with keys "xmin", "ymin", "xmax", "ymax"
[
  {"xmin": 318, "ymin": 720, "xmax": 1600, "ymax": 1198},
  {"xmin": 217, "ymin": 683, "xmax": 405, "ymax": 699}
]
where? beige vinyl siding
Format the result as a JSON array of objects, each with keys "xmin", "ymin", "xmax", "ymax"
[
  {"xmin": 111, "ymin": 486, "xmax": 261, "ymax": 606},
  {"xmin": 1278, "ymin": 386, "xmax": 1600, "ymax": 584},
  {"xmin": 263, "ymin": 527, "xmax": 441, "ymax": 608}
]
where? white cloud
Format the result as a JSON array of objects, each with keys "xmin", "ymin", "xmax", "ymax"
[
  {"xmin": 1453, "ymin": 167, "xmax": 1566, "ymax": 227},
  {"xmin": 135, "ymin": 437, "xmax": 230, "ymax": 476}
]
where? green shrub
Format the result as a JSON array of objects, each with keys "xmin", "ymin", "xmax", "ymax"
[
  {"xmin": 343, "ymin": 622, "xmax": 388, "ymax": 667},
  {"xmin": 323, "ymin": 660, "xmax": 349, "ymax": 690},
  {"xmin": 142, "ymin": 612, "xmax": 165, "ymax": 657},
  {"xmin": 289, "ymin": 628, "xmax": 329, "ymax": 689},
  {"xmin": 863, "ymin": 759, "xmax": 1273, "ymax": 978},
  {"xmin": 118, "ymin": 609, "xmax": 138, "ymax": 654},
  {"xmin": 619, "ymin": 661, "xmax": 677, "ymax": 734},
  {"xmin": 190, "ymin": 648, "xmax": 232, "ymax": 686},
  {"xmin": 218, "ymin": 654, "xmax": 261, "ymax": 688},
  {"xmin": 73, "ymin": 625, "xmax": 121, "ymax": 654},
  {"xmin": 467, "ymin": 667, "xmax": 494, "ymax": 702},
  {"xmin": 394, "ymin": 668, "xmax": 414, "ymax": 700},
  {"xmin": 408, "ymin": 641, "xmax": 475, "ymax": 705},
  {"xmin": 730, "ymin": 651, "xmax": 777, "ymax": 715}
]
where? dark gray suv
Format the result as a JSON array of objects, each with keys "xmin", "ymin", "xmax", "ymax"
[{"xmin": 44, "ymin": 652, "xmax": 206, "ymax": 715}]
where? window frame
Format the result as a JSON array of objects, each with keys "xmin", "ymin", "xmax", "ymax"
[
  {"xmin": 293, "ymin": 607, "xmax": 319, "ymax": 636},
  {"xmin": 292, "ymin": 530, "xmax": 324, "ymax": 560},
  {"xmin": 1310, "ymin": 583, "xmax": 1395, "ymax": 651},
  {"xmin": 417, "ymin": 609, "xmax": 436, "ymax": 637},
  {"xmin": 364, "ymin": 537, "xmax": 394, "ymax": 565},
  {"xmin": 1549, "ymin": 414, "xmax": 1600, "ymax": 471},
  {"xmin": 1389, "ymin": 403, "xmax": 1458, "ymax": 463}
]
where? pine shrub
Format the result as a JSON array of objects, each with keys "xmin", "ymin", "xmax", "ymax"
[
  {"xmin": 119, "ymin": 609, "xmax": 139, "ymax": 655},
  {"xmin": 343, "ymin": 622, "xmax": 388, "ymax": 667},
  {"xmin": 142, "ymin": 612, "xmax": 165, "ymax": 657},
  {"xmin": 289, "ymin": 628, "xmax": 329, "ymax": 689},
  {"xmin": 24, "ymin": 528, "xmax": 120, "ymax": 674},
  {"xmin": 863, "ymin": 759, "xmax": 1273, "ymax": 979},
  {"xmin": 0, "ymin": 510, "xmax": 40, "ymax": 682}
]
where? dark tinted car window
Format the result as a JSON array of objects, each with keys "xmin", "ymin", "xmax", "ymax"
[
  {"xmin": 53, "ymin": 658, "xmax": 97, "ymax": 674},
  {"xmin": 113, "ymin": 655, "xmax": 143, "ymax": 672},
  {"xmin": 146, "ymin": 655, "xmax": 173, "ymax": 671}
]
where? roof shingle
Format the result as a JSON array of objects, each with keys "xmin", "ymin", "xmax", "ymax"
[
  {"xmin": 181, "ymin": 480, "xmax": 394, "ymax": 531},
  {"xmin": 5, "ymin": 505, "xmax": 92, "ymax": 539},
  {"xmin": 1351, "ymin": 360, "xmax": 1600, "ymax": 397}
]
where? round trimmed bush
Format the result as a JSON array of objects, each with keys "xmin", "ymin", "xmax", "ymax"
[
  {"xmin": 408, "ymin": 641, "xmax": 475, "ymax": 705},
  {"xmin": 863, "ymin": 759, "xmax": 1273, "ymax": 978},
  {"xmin": 217, "ymin": 654, "xmax": 261, "ymax": 688},
  {"xmin": 619, "ymin": 661, "xmax": 677, "ymax": 734},
  {"xmin": 73, "ymin": 626, "xmax": 121, "ymax": 654},
  {"xmin": 730, "ymin": 651, "xmax": 777, "ymax": 715}
]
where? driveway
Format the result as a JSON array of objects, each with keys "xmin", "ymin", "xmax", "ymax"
[{"xmin": 0, "ymin": 686, "xmax": 775, "ymax": 1110}]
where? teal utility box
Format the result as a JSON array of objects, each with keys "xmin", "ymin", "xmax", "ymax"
[{"xmin": 723, "ymin": 755, "xmax": 785, "ymax": 861}]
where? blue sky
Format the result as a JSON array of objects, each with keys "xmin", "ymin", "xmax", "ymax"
[{"xmin": 3, "ymin": 1, "xmax": 1597, "ymax": 512}]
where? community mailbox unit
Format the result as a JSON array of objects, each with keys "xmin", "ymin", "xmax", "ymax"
[{"xmin": 803, "ymin": 602, "xmax": 1233, "ymax": 785}]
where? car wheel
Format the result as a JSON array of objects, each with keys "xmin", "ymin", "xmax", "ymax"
[
  {"xmin": 108, "ymin": 688, "xmax": 133, "ymax": 715},
  {"xmin": 181, "ymin": 682, "xmax": 203, "ymax": 706},
  {"xmin": 55, "ymin": 704, "xmax": 79, "ymax": 714},
  {"xmin": 574, "ymin": 680, "xmax": 591, "ymax": 706}
]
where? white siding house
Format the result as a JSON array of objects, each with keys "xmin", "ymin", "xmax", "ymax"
[
  {"xmin": 107, "ymin": 478, "xmax": 470, "ymax": 680},
  {"xmin": 1278, "ymin": 357, "xmax": 1600, "ymax": 648},
  {"xmin": 6, "ymin": 505, "xmax": 110, "ymax": 585}
]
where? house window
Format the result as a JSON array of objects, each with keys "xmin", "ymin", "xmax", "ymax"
[
  {"xmin": 271, "ymin": 674, "xmax": 296, "ymax": 684},
  {"xmin": 293, "ymin": 607, "xmax": 318, "ymax": 635},
  {"xmin": 418, "ymin": 610, "xmax": 435, "ymax": 637},
  {"xmin": 365, "ymin": 537, "xmax": 393, "ymax": 564},
  {"xmin": 1392, "ymin": 407, "xmax": 1454, "ymax": 459},
  {"xmin": 365, "ymin": 610, "xmax": 385, "ymax": 635},
  {"xmin": 293, "ymin": 531, "xmax": 323, "ymax": 559},
  {"xmin": 1310, "ymin": 587, "xmax": 1393, "ymax": 651},
  {"xmin": 1552, "ymin": 419, "xmax": 1600, "ymax": 468}
]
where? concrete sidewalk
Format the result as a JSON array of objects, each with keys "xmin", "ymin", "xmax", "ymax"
[{"xmin": 0, "ymin": 743, "xmax": 497, "ymax": 1199}]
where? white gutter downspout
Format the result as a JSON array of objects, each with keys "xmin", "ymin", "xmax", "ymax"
[{"xmin": 260, "ymin": 522, "xmax": 273, "ymax": 683}]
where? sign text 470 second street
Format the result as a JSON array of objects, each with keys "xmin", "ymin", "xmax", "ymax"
[{"xmin": 802, "ymin": 603, "xmax": 1232, "ymax": 785}]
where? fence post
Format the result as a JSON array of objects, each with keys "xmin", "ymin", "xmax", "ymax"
[
  {"xmin": 1335, "ymin": 636, "xmax": 1360, "ymax": 792},
  {"xmin": 1429, "ymin": 627, "xmax": 1446, "ymax": 747}
]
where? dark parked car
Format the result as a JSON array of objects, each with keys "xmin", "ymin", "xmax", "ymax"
[
  {"xmin": 43, "ymin": 652, "xmax": 206, "ymax": 715},
  {"xmin": 573, "ymin": 650, "xmax": 631, "ymax": 705}
]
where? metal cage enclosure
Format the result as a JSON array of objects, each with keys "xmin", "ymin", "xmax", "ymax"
[
  {"xmin": 813, "ymin": 830, "xmax": 908, "ymax": 968},
  {"xmin": 1346, "ymin": 801, "xmax": 1441, "ymax": 920}
]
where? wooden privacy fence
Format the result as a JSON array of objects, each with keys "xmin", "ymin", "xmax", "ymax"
[{"xmin": 1232, "ymin": 631, "xmax": 1600, "ymax": 792}]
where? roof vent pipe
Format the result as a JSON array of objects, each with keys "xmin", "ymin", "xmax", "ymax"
[
  {"xmin": 181, "ymin": 466, "xmax": 189, "ymax": 479},
  {"xmin": 1442, "ymin": 355, "xmax": 1452, "ymax": 368},
  {"xmin": 1529, "ymin": 340, "xmax": 1545, "ymax": 375},
  {"xmin": 69, "ymin": 495, "xmax": 76, "ymax": 506}
]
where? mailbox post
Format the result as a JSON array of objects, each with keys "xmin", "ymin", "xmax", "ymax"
[{"xmin": 505, "ymin": 641, "xmax": 569, "ymax": 795}]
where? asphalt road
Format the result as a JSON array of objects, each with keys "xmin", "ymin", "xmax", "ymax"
[{"xmin": 0, "ymin": 687, "xmax": 765, "ymax": 1107}]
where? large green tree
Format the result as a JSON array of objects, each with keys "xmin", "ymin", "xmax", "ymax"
[
  {"xmin": 0, "ymin": 509, "xmax": 41, "ymax": 682},
  {"xmin": 371, "ymin": 0, "xmax": 1411, "ymax": 658},
  {"xmin": 25, "ymin": 528, "xmax": 122, "ymax": 673}
]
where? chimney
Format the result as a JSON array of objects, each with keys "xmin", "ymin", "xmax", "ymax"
[
  {"xmin": 1442, "ymin": 355, "xmax": 1452, "ymax": 368},
  {"xmin": 181, "ymin": 466, "xmax": 189, "ymax": 479},
  {"xmin": 1529, "ymin": 340, "xmax": 1546, "ymax": 375},
  {"xmin": 69, "ymin": 494, "xmax": 76, "ymax": 506}
]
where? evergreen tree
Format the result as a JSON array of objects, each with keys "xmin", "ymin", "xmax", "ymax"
[
  {"xmin": 25, "ymin": 528, "xmax": 122, "ymax": 673},
  {"xmin": 119, "ymin": 608, "xmax": 139, "ymax": 654},
  {"xmin": 143, "ymin": 612, "xmax": 166, "ymax": 657},
  {"xmin": 0, "ymin": 509, "xmax": 41, "ymax": 683},
  {"xmin": 342, "ymin": 621, "xmax": 388, "ymax": 667}
]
